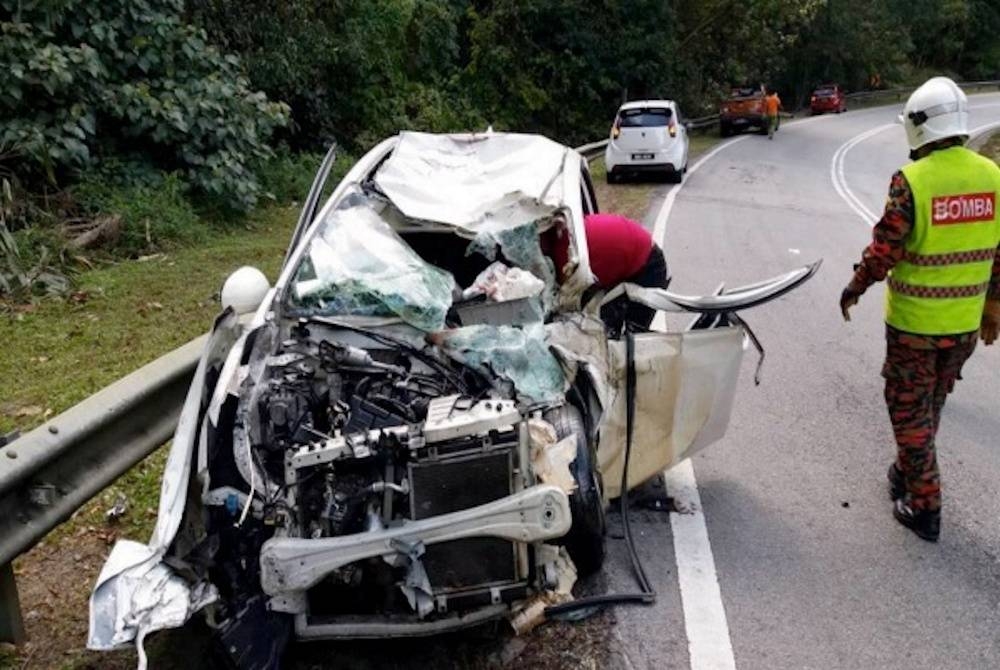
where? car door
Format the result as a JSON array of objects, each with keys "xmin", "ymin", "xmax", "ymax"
[{"xmin": 597, "ymin": 261, "xmax": 820, "ymax": 498}]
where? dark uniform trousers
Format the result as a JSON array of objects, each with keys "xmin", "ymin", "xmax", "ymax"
[{"xmin": 882, "ymin": 329, "xmax": 977, "ymax": 511}]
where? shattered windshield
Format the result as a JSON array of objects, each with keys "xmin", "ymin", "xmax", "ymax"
[{"xmin": 285, "ymin": 201, "xmax": 456, "ymax": 331}]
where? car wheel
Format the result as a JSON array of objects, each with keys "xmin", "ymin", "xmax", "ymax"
[
  {"xmin": 668, "ymin": 169, "xmax": 683, "ymax": 184},
  {"xmin": 606, "ymin": 171, "xmax": 618, "ymax": 184},
  {"xmin": 544, "ymin": 404, "xmax": 606, "ymax": 576},
  {"xmin": 719, "ymin": 123, "xmax": 731, "ymax": 138}
]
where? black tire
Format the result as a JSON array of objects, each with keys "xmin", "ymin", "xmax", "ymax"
[
  {"xmin": 543, "ymin": 405, "xmax": 606, "ymax": 576},
  {"xmin": 668, "ymin": 169, "xmax": 683, "ymax": 184},
  {"xmin": 720, "ymin": 122, "xmax": 731, "ymax": 138},
  {"xmin": 606, "ymin": 170, "xmax": 618, "ymax": 184}
]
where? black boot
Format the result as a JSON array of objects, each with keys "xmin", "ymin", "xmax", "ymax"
[
  {"xmin": 887, "ymin": 463, "xmax": 905, "ymax": 501},
  {"xmin": 893, "ymin": 499, "xmax": 940, "ymax": 542}
]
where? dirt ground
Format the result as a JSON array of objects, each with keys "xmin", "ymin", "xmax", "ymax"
[{"xmin": 6, "ymin": 523, "xmax": 124, "ymax": 669}]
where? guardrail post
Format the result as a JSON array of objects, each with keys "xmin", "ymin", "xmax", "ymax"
[{"xmin": 0, "ymin": 561, "xmax": 26, "ymax": 644}]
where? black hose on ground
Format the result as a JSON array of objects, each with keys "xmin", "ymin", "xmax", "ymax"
[{"xmin": 545, "ymin": 330, "xmax": 656, "ymax": 619}]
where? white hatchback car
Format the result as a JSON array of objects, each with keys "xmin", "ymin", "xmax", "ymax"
[
  {"xmin": 605, "ymin": 100, "xmax": 689, "ymax": 184},
  {"xmin": 88, "ymin": 131, "xmax": 817, "ymax": 667}
]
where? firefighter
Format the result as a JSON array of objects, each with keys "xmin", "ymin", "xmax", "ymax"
[{"xmin": 840, "ymin": 76, "xmax": 1000, "ymax": 542}]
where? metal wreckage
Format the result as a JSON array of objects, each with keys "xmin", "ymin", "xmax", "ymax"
[{"xmin": 87, "ymin": 132, "xmax": 819, "ymax": 668}]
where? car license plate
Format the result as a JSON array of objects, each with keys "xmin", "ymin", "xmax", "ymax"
[{"xmin": 631, "ymin": 153, "xmax": 654, "ymax": 160}]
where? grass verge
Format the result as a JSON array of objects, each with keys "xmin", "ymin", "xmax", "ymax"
[
  {"xmin": 589, "ymin": 131, "xmax": 720, "ymax": 222},
  {"xmin": 1, "ymin": 204, "xmax": 297, "ymax": 670}
]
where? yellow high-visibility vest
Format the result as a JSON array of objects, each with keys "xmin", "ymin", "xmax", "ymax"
[{"xmin": 887, "ymin": 146, "xmax": 1000, "ymax": 335}]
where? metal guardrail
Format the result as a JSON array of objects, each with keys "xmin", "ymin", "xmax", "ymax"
[
  {"xmin": 686, "ymin": 114, "xmax": 720, "ymax": 130},
  {"xmin": 843, "ymin": 80, "xmax": 1000, "ymax": 105},
  {"xmin": 0, "ymin": 336, "xmax": 205, "ymax": 642},
  {"xmin": 576, "ymin": 139, "xmax": 609, "ymax": 158}
]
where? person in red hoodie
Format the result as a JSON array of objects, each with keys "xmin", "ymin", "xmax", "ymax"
[{"xmin": 546, "ymin": 212, "xmax": 669, "ymax": 336}]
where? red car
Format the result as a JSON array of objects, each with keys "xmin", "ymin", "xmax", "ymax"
[{"xmin": 810, "ymin": 84, "xmax": 847, "ymax": 114}]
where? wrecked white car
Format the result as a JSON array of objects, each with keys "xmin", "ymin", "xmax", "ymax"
[{"xmin": 88, "ymin": 132, "xmax": 818, "ymax": 668}]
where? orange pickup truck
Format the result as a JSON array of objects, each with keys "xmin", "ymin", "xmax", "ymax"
[{"xmin": 719, "ymin": 84, "xmax": 772, "ymax": 137}]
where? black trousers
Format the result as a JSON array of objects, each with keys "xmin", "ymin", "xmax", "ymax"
[{"xmin": 600, "ymin": 244, "xmax": 669, "ymax": 336}]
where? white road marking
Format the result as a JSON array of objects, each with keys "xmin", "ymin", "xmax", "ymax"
[
  {"xmin": 831, "ymin": 103, "xmax": 1000, "ymax": 228},
  {"xmin": 970, "ymin": 119, "xmax": 1000, "ymax": 138},
  {"xmin": 830, "ymin": 123, "xmax": 894, "ymax": 226},
  {"xmin": 647, "ymin": 135, "xmax": 742, "ymax": 670},
  {"xmin": 666, "ymin": 460, "xmax": 737, "ymax": 670}
]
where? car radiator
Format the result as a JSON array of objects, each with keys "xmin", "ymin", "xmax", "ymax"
[{"xmin": 408, "ymin": 443, "xmax": 520, "ymax": 593}]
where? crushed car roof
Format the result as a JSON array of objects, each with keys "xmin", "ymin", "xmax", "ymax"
[{"xmin": 374, "ymin": 131, "xmax": 572, "ymax": 233}]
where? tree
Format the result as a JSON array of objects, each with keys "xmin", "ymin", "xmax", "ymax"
[{"xmin": 0, "ymin": 0, "xmax": 288, "ymax": 209}]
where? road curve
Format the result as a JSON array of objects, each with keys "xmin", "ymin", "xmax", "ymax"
[{"xmin": 620, "ymin": 94, "xmax": 1000, "ymax": 670}]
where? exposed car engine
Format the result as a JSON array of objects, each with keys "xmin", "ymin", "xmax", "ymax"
[{"xmin": 212, "ymin": 321, "xmax": 544, "ymax": 633}]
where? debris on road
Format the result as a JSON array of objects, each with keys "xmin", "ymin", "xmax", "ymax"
[{"xmin": 509, "ymin": 548, "xmax": 577, "ymax": 635}]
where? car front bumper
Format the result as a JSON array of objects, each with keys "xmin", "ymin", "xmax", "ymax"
[{"xmin": 260, "ymin": 484, "xmax": 571, "ymax": 600}]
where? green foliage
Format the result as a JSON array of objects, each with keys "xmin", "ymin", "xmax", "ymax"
[
  {"xmin": 0, "ymin": 0, "xmax": 995, "ymax": 288},
  {"xmin": 0, "ymin": 0, "xmax": 288, "ymax": 209},
  {"xmin": 192, "ymin": 0, "xmax": 484, "ymax": 153},
  {"xmin": 0, "ymin": 221, "xmax": 71, "ymax": 301},
  {"xmin": 253, "ymin": 149, "xmax": 356, "ymax": 205},
  {"xmin": 254, "ymin": 150, "xmax": 326, "ymax": 205},
  {"xmin": 774, "ymin": 0, "xmax": 909, "ymax": 106},
  {"xmin": 73, "ymin": 165, "xmax": 204, "ymax": 255},
  {"xmin": 0, "ymin": 175, "xmax": 70, "ymax": 300}
]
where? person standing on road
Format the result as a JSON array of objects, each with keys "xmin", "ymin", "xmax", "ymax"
[
  {"xmin": 840, "ymin": 76, "xmax": 1000, "ymax": 542},
  {"xmin": 543, "ymin": 212, "xmax": 669, "ymax": 336},
  {"xmin": 765, "ymin": 88, "xmax": 782, "ymax": 139}
]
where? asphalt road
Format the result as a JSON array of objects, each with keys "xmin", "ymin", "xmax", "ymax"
[{"xmin": 608, "ymin": 95, "xmax": 1000, "ymax": 670}]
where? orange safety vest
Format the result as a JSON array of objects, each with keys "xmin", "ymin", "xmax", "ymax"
[{"xmin": 765, "ymin": 94, "xmax": 781, "ymax": 116}]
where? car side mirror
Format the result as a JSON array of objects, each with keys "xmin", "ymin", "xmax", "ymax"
[{"xmin": 221, "ymin": 266, "xmax": 271, "ymax": 315}]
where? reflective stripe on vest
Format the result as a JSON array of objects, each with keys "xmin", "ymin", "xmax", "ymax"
[{"xmin": 887, "ymin": 146, "xmax": 1000, "ymax": 335}]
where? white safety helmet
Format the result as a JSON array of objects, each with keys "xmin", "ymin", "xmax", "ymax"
[
  {"xmin": 221, "ymin": 266, "xmax": 270, "ymax": 315},
  {"xmin": 899, "ymin": 76, "xmax": 968, "ymax": 152}
]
